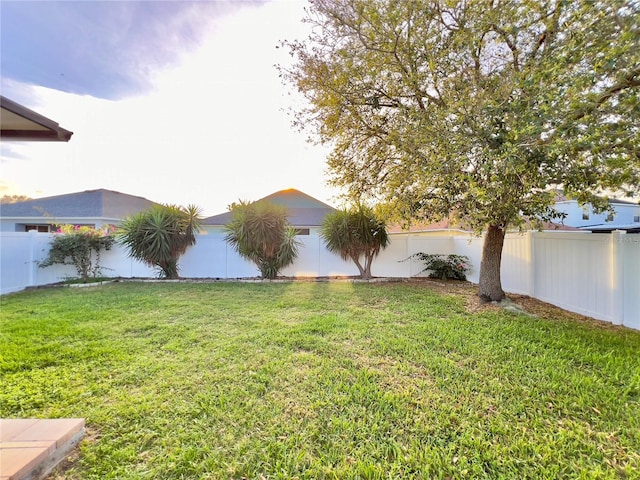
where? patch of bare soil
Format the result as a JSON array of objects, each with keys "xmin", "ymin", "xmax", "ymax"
[
  {"xmin": 405, "ymin": 278, "xmax": 502, "ymax": 314},
  {"xmin": 405, "ymin": 278, "xmax": 620, "ymax": 329},
  {"xmin": 47, "ymin": 427, "xmax": 99, "ymax": 480}
]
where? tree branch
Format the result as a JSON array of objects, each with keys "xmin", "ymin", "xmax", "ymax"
[{"xmin": 571, "ymin": 67, "xmax": 640, "ymax": 121}]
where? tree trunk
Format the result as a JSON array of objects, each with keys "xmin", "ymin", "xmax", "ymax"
[
  {"xmin": 361, "ymin": 253, "xmax": 374, "ymax": 280},
  {"xmin": 351, "ymin": 255, "xmax": 367, "ymax": 279},
  {"xmin": 478, "ymin": 225, "xmax": 506, "ymax": 303},
  {"xmin": 160, "ymin": 259, "xmax": 180, "ymax": 279}
]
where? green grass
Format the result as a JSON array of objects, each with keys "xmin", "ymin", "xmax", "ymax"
[{"xmin": 1, "ymin": 282, "xmax": 639, "ymax": 479}]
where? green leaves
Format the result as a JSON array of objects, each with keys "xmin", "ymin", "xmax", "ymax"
[
  {"xmin": 409, "ymin": 253, "xmax": 471, "ymax": 281},
  {"xmin": 320, "ymin": 204, "xmax": 389, "ymax": 279},
  {"xmin": 283, "ymin": 0, "xmax": 639, "ymax": 300},
  {"xmin": 39, "ymin": 225, "xmax": 115, "ymax": 282},
  {"xmin": 285, "ymin": 0, "xmax": 640, "ymax": 219},
  {"xmin": 224, "ymin": 200, "xmax": 301, "ymax": 279},
  {"xmin": 118, "ymin": 204, "xmax": 202, "ymax": 279}
]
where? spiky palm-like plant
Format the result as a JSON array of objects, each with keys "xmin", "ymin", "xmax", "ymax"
[
  {"xmin": 320, "ymin": 204, "xmax": 389, "ymax": 279},
  {"xmin": 224, "ymin": 200, "xmax": 300, "ymax": 279},
  {"xmin": 118, "ymin": 204, "xmax": 201, "ymax": 279}
]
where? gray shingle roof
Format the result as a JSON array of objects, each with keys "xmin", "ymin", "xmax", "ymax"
[
  {"xmin": 203, "ymin": 189, "xmax": 336, "ymax": 227},
  {"xmin": 0, "ymin": 189, "xmax": 157, "ymax": 219}
]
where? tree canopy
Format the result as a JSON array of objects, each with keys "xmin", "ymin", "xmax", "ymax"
[
  {"xmin": 282, "ymin": 0, "xmax": 640, "ymax": 301},
  {"xmin": 0, "ymin": 194, "xmax": 31, "ymax": 204}
]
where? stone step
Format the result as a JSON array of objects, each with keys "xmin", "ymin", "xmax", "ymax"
[{"xmin": 0, "ymin": 419, "xmax": 85, "ymax": 480}]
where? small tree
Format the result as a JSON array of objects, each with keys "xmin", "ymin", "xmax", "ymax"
[
  {"xmin": 118, "ymin": 204, "xmax": 202, "ymax": 279},
  {"xmin": 39, "ymin": 224, "xmax": 115, "ymax": 282},
  {"xmin": 320, "ymin": 204, "xmax": 389, "ymax": 280},
  {"xmin": 224, "ymin": 200, "xmax": 301, "ymax": 279}
]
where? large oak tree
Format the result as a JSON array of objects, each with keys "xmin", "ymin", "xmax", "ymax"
[{"xmin": 281, "ymin": 0, "xmax": 639, "ymax": 301}]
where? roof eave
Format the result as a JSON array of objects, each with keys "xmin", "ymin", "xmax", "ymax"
[
  {"xmin": 0, "ymin": 129, "xmax": 73, "ymax": 142},
  {"xmin": 0, "ymin": 96, "xmax": 74, "ymax": 142}
]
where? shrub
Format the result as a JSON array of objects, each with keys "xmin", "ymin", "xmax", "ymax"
[
  {"xmin": 224, "ymin": 200, "xmax": 300, "ymax": 279},
  {"xmin": 320, "ymin": 204, "xmax": 389, "ymax": 279},
  {"xmin": 118, "ymin": 204, "xmax": 202, "ymax": 279},
  {"xmin": 39, "ymin": 225, "xmax": 116, "ymax": 282},
  {"xmin": 410, "ymin": 253, "xmax": 471, "ymax": 280}
]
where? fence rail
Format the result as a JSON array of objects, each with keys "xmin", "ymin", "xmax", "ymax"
[{"xmin": 1, "ymin": 230, "xmax": 638, "ymax": 330}]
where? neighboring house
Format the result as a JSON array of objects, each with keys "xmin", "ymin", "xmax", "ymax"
[
  {"xmin": 387, "ymin": 219, "xmax": 472, "ymax": 236},
  {"xmin": 203, "ymin": 188, "xmax": 336, "ymax": 236},
  {"xmin": 553, "ymin": 196, "xmax": 640, "ymax": 232},
  {"xmin": 0, "ymin": 189, "xmax": 158, "ymax": 232},
  {"xmin": 387, "ymin": 217, "xmax": 579, "ymax": 235}
]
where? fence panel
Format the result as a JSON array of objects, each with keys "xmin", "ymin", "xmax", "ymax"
[
  {"xmin": 501, "ymin": 233, "xmax": 532, "ymax": 295},
  {"xmin": 98, "ymin": 244, "xmax": 156, "ymax": 278},
  {"xmin": 1, "ymin": 230, "xmax": 638, "ymax": 331},
  {"xmin": 1, "ymin": 232, "xmax": 37, "ymax": 295},
  {"xmin": 621, "ymin": 234, "xmax": 640, "ymax": 329},
  {"xmin": 372, "ymin": 234, "xmax": 411, "ymax": 278},
  {"xmin": 532, "ymin": 233, "xmax": 613, "ymax": 322}
]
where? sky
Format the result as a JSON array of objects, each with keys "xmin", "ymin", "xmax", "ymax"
[{"xmin": 1, "ymin": 0, "xmax": 339, "ymax": 216}]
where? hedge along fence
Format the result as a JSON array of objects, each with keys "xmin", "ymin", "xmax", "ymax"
[{"xmin": 1, "ymin": 230, "xmax": 638, "ymax": 330}]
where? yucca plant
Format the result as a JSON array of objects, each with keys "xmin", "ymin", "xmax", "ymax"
[
  {"xmin": 118, "ymin": 204, "xmax": 201, "ymax": 279},
  {"xmin": 320, "ymin": 204, "xmax": 389, "ymax": 279},
  {"xmin": 224, "ymin": 200, "xmax": 300, "ymax": 279}
]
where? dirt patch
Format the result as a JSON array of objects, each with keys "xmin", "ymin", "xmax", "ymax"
[
  {"xmin": 48, "ymin": 426, "xmax": 100, "ymax": 480},
  {"xmin": 403, "ymin": 278, "xmax": 620, "ymax": 329}
]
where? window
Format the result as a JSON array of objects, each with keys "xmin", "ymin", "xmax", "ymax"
[
  {"xmin": 582, "ymin": 209, "xmax": 589, "ymax": 220},
  {"xmin": 606, "ymin": 213, "xmax": 614, "ymax": 222},
  {"xmin": 634, "ymin": 215, "xmax": 640, "ymax": 223},
  {"xmin": 23, "ymin": 224, "xmax": 51, "ymax": 232},
  {"xmin": 294, "ymin": 228, "xmax": 310, "ymax": 236}
]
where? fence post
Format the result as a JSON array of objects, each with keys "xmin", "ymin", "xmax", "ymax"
[
  {"xmin": 28, "ymin": 230, "xmax": 38, "ymax": 287},
  {"xmin": 526, "ymin": 231, "xmax": 536, "ymax": 298},
  {"xmin": 611, "ymin": 230, "xmax": 625, "ymax": 326},
  {"xmin": 407, "ymin": 235, "xmax": 412, "ymax": 278}
]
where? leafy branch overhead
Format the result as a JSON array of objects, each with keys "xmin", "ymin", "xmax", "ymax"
[{"xmin": 281, "ymin": 0, "xmax": 639, "ymax": 301}]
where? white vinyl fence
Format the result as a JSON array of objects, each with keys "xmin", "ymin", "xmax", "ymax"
[{"xmin": 1, "ymin": 230, "xmax": 638, "ymax": 330}]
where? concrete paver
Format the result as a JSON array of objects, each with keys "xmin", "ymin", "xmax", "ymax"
[{"xmin": 0, "ymin": 419, "xmax": 84, "ymax": 480}]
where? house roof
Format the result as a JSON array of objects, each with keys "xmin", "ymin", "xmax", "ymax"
[
  {"xmin": 553, "ymin": 189, "xmax": 639, "ymax": 206},
  {"xmin": 0, "ymin": 96, "xmax": 73, "ymax": 142},
  {"xmin": 0, "ymin": 189, "xmax": 158, "ymax": 220},
  {"xmin": 203, "ymin": 188, "xmax": 336, "ymax": 227},
  {"xmin": 387, "ymin": 217, "xmax": 581, "ymax": 233},
  {"xmin": 387, "ymin": 219, "xmax": 471, "ymax": 234},
  {"xmin": 580, "ymin": 223, "xmax": 640, "ymax": 233}
]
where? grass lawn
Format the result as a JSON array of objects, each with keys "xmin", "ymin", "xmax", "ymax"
[{"xmin": 1, "ymin": 281, "xmax": 639, "ymax": 479}]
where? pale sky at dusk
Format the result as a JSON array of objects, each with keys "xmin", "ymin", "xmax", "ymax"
[{"xmin": 1, "ymin": 0, "xmax": 339, "ymax": 216}]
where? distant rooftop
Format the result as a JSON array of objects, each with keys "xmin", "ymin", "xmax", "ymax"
[
  {"xmin": 580, "ymin": 223, "xmax": 640, "ymax": 233},
  {"xmin": 553, "ymin": 189, "xmax": 639, "ymax": 206},
  {"xmin": 0, "ymin": 189, "xmax": 158, "ymax": 220},
  {"xmin": 203, "ymin": 188, "xmax": 336, "ymax": 227}
]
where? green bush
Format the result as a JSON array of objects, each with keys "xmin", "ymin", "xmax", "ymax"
[
  {"xmin": 39, "ymin": 225, "xmax": 115, "ymax": 282},
  {"xmin": 224, "ymin": 200, "xmax": 300, "ymax": 279},
  {"xmin": 320, "ymin": 204, "xmax": 389, "ymax": 279},
  {"xmin": 410, "ymin": 253, "xmax": 471, "ymax": 280},
  {"xmin": 118, "ymin": 204, "xmax": 201, "ymax": 279}
]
